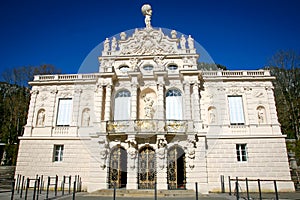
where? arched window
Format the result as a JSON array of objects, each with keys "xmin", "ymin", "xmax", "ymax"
[
  {"xmin": 166, "ymin": 89, "xmax": 183, "ymax": 120},
  {"xmin": 114, "ymin": 90, "xmax": 131, "ymax": 120}
]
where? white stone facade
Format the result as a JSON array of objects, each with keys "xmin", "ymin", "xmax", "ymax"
[{"xmin": 15, "ymin": 5, "xmax": 294, "ymax": 193}]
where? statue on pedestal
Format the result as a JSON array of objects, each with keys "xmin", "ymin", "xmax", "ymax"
[{"xmin": 141, "ymin": 4, "xmax": 152, "ymax": 29}]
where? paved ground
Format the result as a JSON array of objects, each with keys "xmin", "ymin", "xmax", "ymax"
[{"xmin": 1, "ymin": 191, "xmax": 300, "ymax": 200}]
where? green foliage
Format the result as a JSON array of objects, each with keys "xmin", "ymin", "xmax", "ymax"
[
  {"xmin": 0, "ymin": 64, "xmax": 61, "ymax": 165},
  {"xmin": 197, "ymin": 62, "xmax": 228, "ymax": 70},
  {"xmin": 268, "ymin": 50, "xmax": 300, "ymax": 140}
]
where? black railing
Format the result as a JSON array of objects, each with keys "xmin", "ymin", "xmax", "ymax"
[
  {"xmin": 221, "ymin": 175, "xmax": 293, "ymax": 200},
  {"xmin": 14, "ymin": 174, "xmax": 82, "ymax": 200}
]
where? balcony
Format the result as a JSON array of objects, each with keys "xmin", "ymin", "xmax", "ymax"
[{"xmin": 106, "ymin": 120, "xmax": 188, "ymax": 134}]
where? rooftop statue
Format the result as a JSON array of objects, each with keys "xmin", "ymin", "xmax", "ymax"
[{"xmin": 141, "ymin": 4, "xmax": 152, "ymax": 29}]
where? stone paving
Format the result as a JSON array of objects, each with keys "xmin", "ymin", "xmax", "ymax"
[{"xmin": 1, "ymin": 190, "xmax": 300, "ymax": 200}]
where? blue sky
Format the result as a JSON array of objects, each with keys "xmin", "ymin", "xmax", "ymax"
[{"xmin": 0, "ymin": 0, "xmax": 299, "ymax": 74}]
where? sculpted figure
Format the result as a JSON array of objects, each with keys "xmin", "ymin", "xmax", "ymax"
[
  {"xmin": 187, "ymin": 35, "xmax": 194, "ymax": 49},
  {"xmin": 143, "ymin": 94, "xmax": 154, "ymax": 119},
  {"xmin": 258, "ymin": 107, "xmax": 265, "ymax": 124},
  {"xmin": 82, "ymin": 109, "xmax": 90, "ymax": 126},
  {"xmin": 208, "ymin": 107, "xmax": 216, "ymax": 123},
  {"xmin": 141, "ymin": 4, "xmax": 152, "ymax": 29},
  {"xmin": 111, "ymin": 37, "xmax": 117, "ymax": 51},
  {"xmin": 37, "ymin": 110, "xmax": 45, "ymax": 127},
  {"xmin": 104, "ymin": 38, "xmax": 110, "ymax": 52},
  {"xmin": 180, "ymin": 35, "xmax": 186, "ymax": 49}
]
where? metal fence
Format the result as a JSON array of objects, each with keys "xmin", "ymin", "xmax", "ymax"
[
  {"xmin": 14, "ymin": 174, "xmax": 82, "ymax": 200},
  {"xmin": 220, "ymin": 175, "xmax": 293, "ymax": 200}
]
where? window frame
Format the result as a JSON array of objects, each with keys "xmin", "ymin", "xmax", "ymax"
[
  {"xmin": 114, "ymin": 90, "xmax": 131, "ymax": 120},
  {"xmin": 236, "ymin": 144, "xmax": 248, "ymax": 162},
  {"xmin": 53, "ymin": 144, "xmax": 64, "ymax": 162},
  {"xmin": 228, "ymin": 95, "xmax": 245, "ymax": 125},
  {"xmin": 56, "ymin": 98, "xmax": 73, "ymax": 126},
  {"xmin": 166, "ymin": 88, "xmax": 183, "ymax": 120}
]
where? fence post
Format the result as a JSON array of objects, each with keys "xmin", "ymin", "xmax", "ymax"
[
  {"xmin": 73, "ymin": 181, "xmax": 76, "ymax": 200},
  {"xmin": 221, "ymin": 175, "xmax": 225, "ymax": 193},
  {"xmin": 79, "ymin": 177, "xmax": 82, "ymax": 192},
  {"xmin": 258, "ymin": 179, "xmax": 262, "ymax": 200},
  {"xmin": 245, "ymin": 178, "xmax": 250, "ymax": 200},
  {"xmin": 46, "ymin": 176, "xmax": 50, "ymax": 200},
  {"xmin": 37, "ymin": 178, "xmax": 40, "ymax": 200},
  {"xmin": 235, "ymin": 177, "xmax": 239, "ymax": 200},
  {"xmin": 195, "ymin": 182, "xmax": 199, "ymax": 200},
  {"xmin": 274, "ymin": 180, "xmax": 278, "ymax": 200},
  {"xmin": 16, "ymin": 174, "xmax": 20, "ymax": 193},
  {"xmin": 10, "ymin": 179, "xmax": 15, "ymax": 200},
  {"xmin": 33, "ymin": 179, "xmax": 37, "ymax": 200},
  {"xmin": 25, "ymin": 178, "xmax": 29, "ymax": 200},
  {"xmin": 69, "ymin": 175, "xmax": 71, "ymax": 194},
  {"xmin": 40, "ymin": 175, "xmax": 43, "ymax": 194},
  {"xmin": 55, "ymin": 175, "xmax": 58, "ymax": 197},
  {"xmin": 154, "ymin": 181, "xmax": 157, "ymax": 200},
  {"xmin": 228, "ymin": 176, "xmax": 232, "ymax": 195},
  {"xmin": 62, "ymin": 176, "xmax": 65, "ymax": 196},
  {"xmin": 20, "ymin": 176, "xmax": 24, "ymax": 198},
  {"xmin": 113, "ymin": 182, "xmax": 116, "ymax": 200}
]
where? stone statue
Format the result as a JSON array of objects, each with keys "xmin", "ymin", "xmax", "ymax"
[
  {"xmin": 104, "ymin": 38, "xmax": 110, "ymax": 52},
  {"xmin": 141, "ymin": 4, "xmax": 152, "ymax": 29},
  {"xmin": 208, "ymin": 108, "xmax": 216, "ymax": 123},
  {"xmin": 171, "ymin": 30, "xmax": 177, "ymax": 39},
  {"xmin": 111, "ymin": 37, "xmax": 117, "ymax": 51},
  {"xmin": 187, "ymin": 35, "xmax": 194, "ymax": 49},
  {"xmin": 82, "ymin": 109, "xmax": 90, "ymax": 126},
  {"xmin": 180, "ymin": 35, "xmax": 186, "ymax": 49},
  {"xmin": 143, "ymin": 94, "xmax": 154, "ymax": 119},
  {"xmin": 258, "ymin": 107, "xmax": 265, "ymax": 124},
  {"xmin": 37, "ymin": 110, "xmax": 45, "ymax": 127}
]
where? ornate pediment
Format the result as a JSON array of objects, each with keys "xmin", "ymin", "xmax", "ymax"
[{"xmin": 118, "ymin": 28, "xmax": 178, "ymax": 56}]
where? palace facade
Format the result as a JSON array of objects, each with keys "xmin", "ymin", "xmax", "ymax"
[{"xmin": 15, "ymin": 4, "xmax": 294, "ymax": 193}]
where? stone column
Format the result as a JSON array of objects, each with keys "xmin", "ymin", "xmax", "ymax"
[
  {"xmin": 94, "ymin": 84, "xmax": 104, "ymax": 123},
  {"xmin": 72, "ymin": 88, "xmax": 82, "ymax": 126},
  {"xmin": 25, "ymin": 89, "xmax": 39, "ymax": 135},
  {"xmin": 157, "ymin": 83, "xmax": 165, "ymax": 119},
  {"xmin": 156, "ymin": 136, "xmax": 167, "ymax": 189},
  {"xmin": 130, "ymin": 83, "xmax": 138, "ymax": 120},
  {"xmin": 184, "ymin": 81, "xmax": 193, "ymax": 132},
  {"xmin": 192, "ymin": 83, "xmax": 201, "ymax": 131},
  {"xmin": 157, "ymin": 83, "xmax": 165, "ymax": 132},
  {"xmin": 126, "ymin": 135, "xmax": 138, "ymax": 189},
  {"xmin": 48, "ymin": 88, "xmax": 58, "ymax": 127},
  {"xmin": 184, "ymin": 81, "xmax": 192, "ymax": 120},
  {"xmin": 104, "ymin": 85, "xmax": 112, "ymax": 121}
]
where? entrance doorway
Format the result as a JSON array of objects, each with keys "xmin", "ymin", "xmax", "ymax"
[
  {"xmin": 108, "ymin": 146, "xmax": 127, "ymax": 188},
  {"xmin": 167, "ymin": 145, "xmax": 186, "ymax": 189},
  {"xmin": 138, "ymin": 146, "xmax": 156, "ymax": 189}
]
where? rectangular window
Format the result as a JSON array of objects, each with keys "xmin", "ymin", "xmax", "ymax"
[
  {"xmin": 236, "ymin": 144, "xmax": 247, "ymax": 162},
  {"xmin": 53, "ymin": 145, "xmax": 64, "ymax": 162},
  {"xmin": 56, "ymin": 98, "xmax": 73, "ymax": 126},
  {"xmin": 228, "ymin": 96, "xmax": 245, "ymax": 125}
]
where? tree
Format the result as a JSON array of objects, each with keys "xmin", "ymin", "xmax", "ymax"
[
  {"xmin": 267, "ymin": 50, "xmax": 300, "ymax": 140},
  {"xmin": 1, "ymin": 64, "xmax": 61, "ymax": 87},
  {"xmin": 0, "ymin": 64, "xmax": 61, "ymax": 165},
  {"xmin": 197, "ymin": 62, "xmax": 228, "ymax": 70}
]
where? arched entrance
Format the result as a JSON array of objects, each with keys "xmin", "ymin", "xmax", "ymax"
[
  {"xmin": 138, "ymin": 146, "xmax": 156, "ymax": 189},
  {"xmin": 167, "ymin": 145, "xmax": 186, "ymax": 189},
  {"xmin": 108, "ymin": 146, "xmax": 127, "ymax": 188}
]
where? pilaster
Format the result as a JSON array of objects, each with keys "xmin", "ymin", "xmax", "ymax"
[
  {"xmin": 130, "ymin": 83, "xmax": 138, "ymax": 120},
  {"xmin": 94, "ymin": 84, "xmax": 104, "ymax": 123},
  {"xmin": 72, "ymin": 88, "xmax": 82, "ymax": 126},
  {"xmin": 104, "ymin": 85, "xmax": 112, "ymax": 121}
]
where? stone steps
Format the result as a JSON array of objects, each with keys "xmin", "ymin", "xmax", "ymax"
[{"xmin": 90, "ymin": 189, "xmax": 196, "ymax": 197}]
